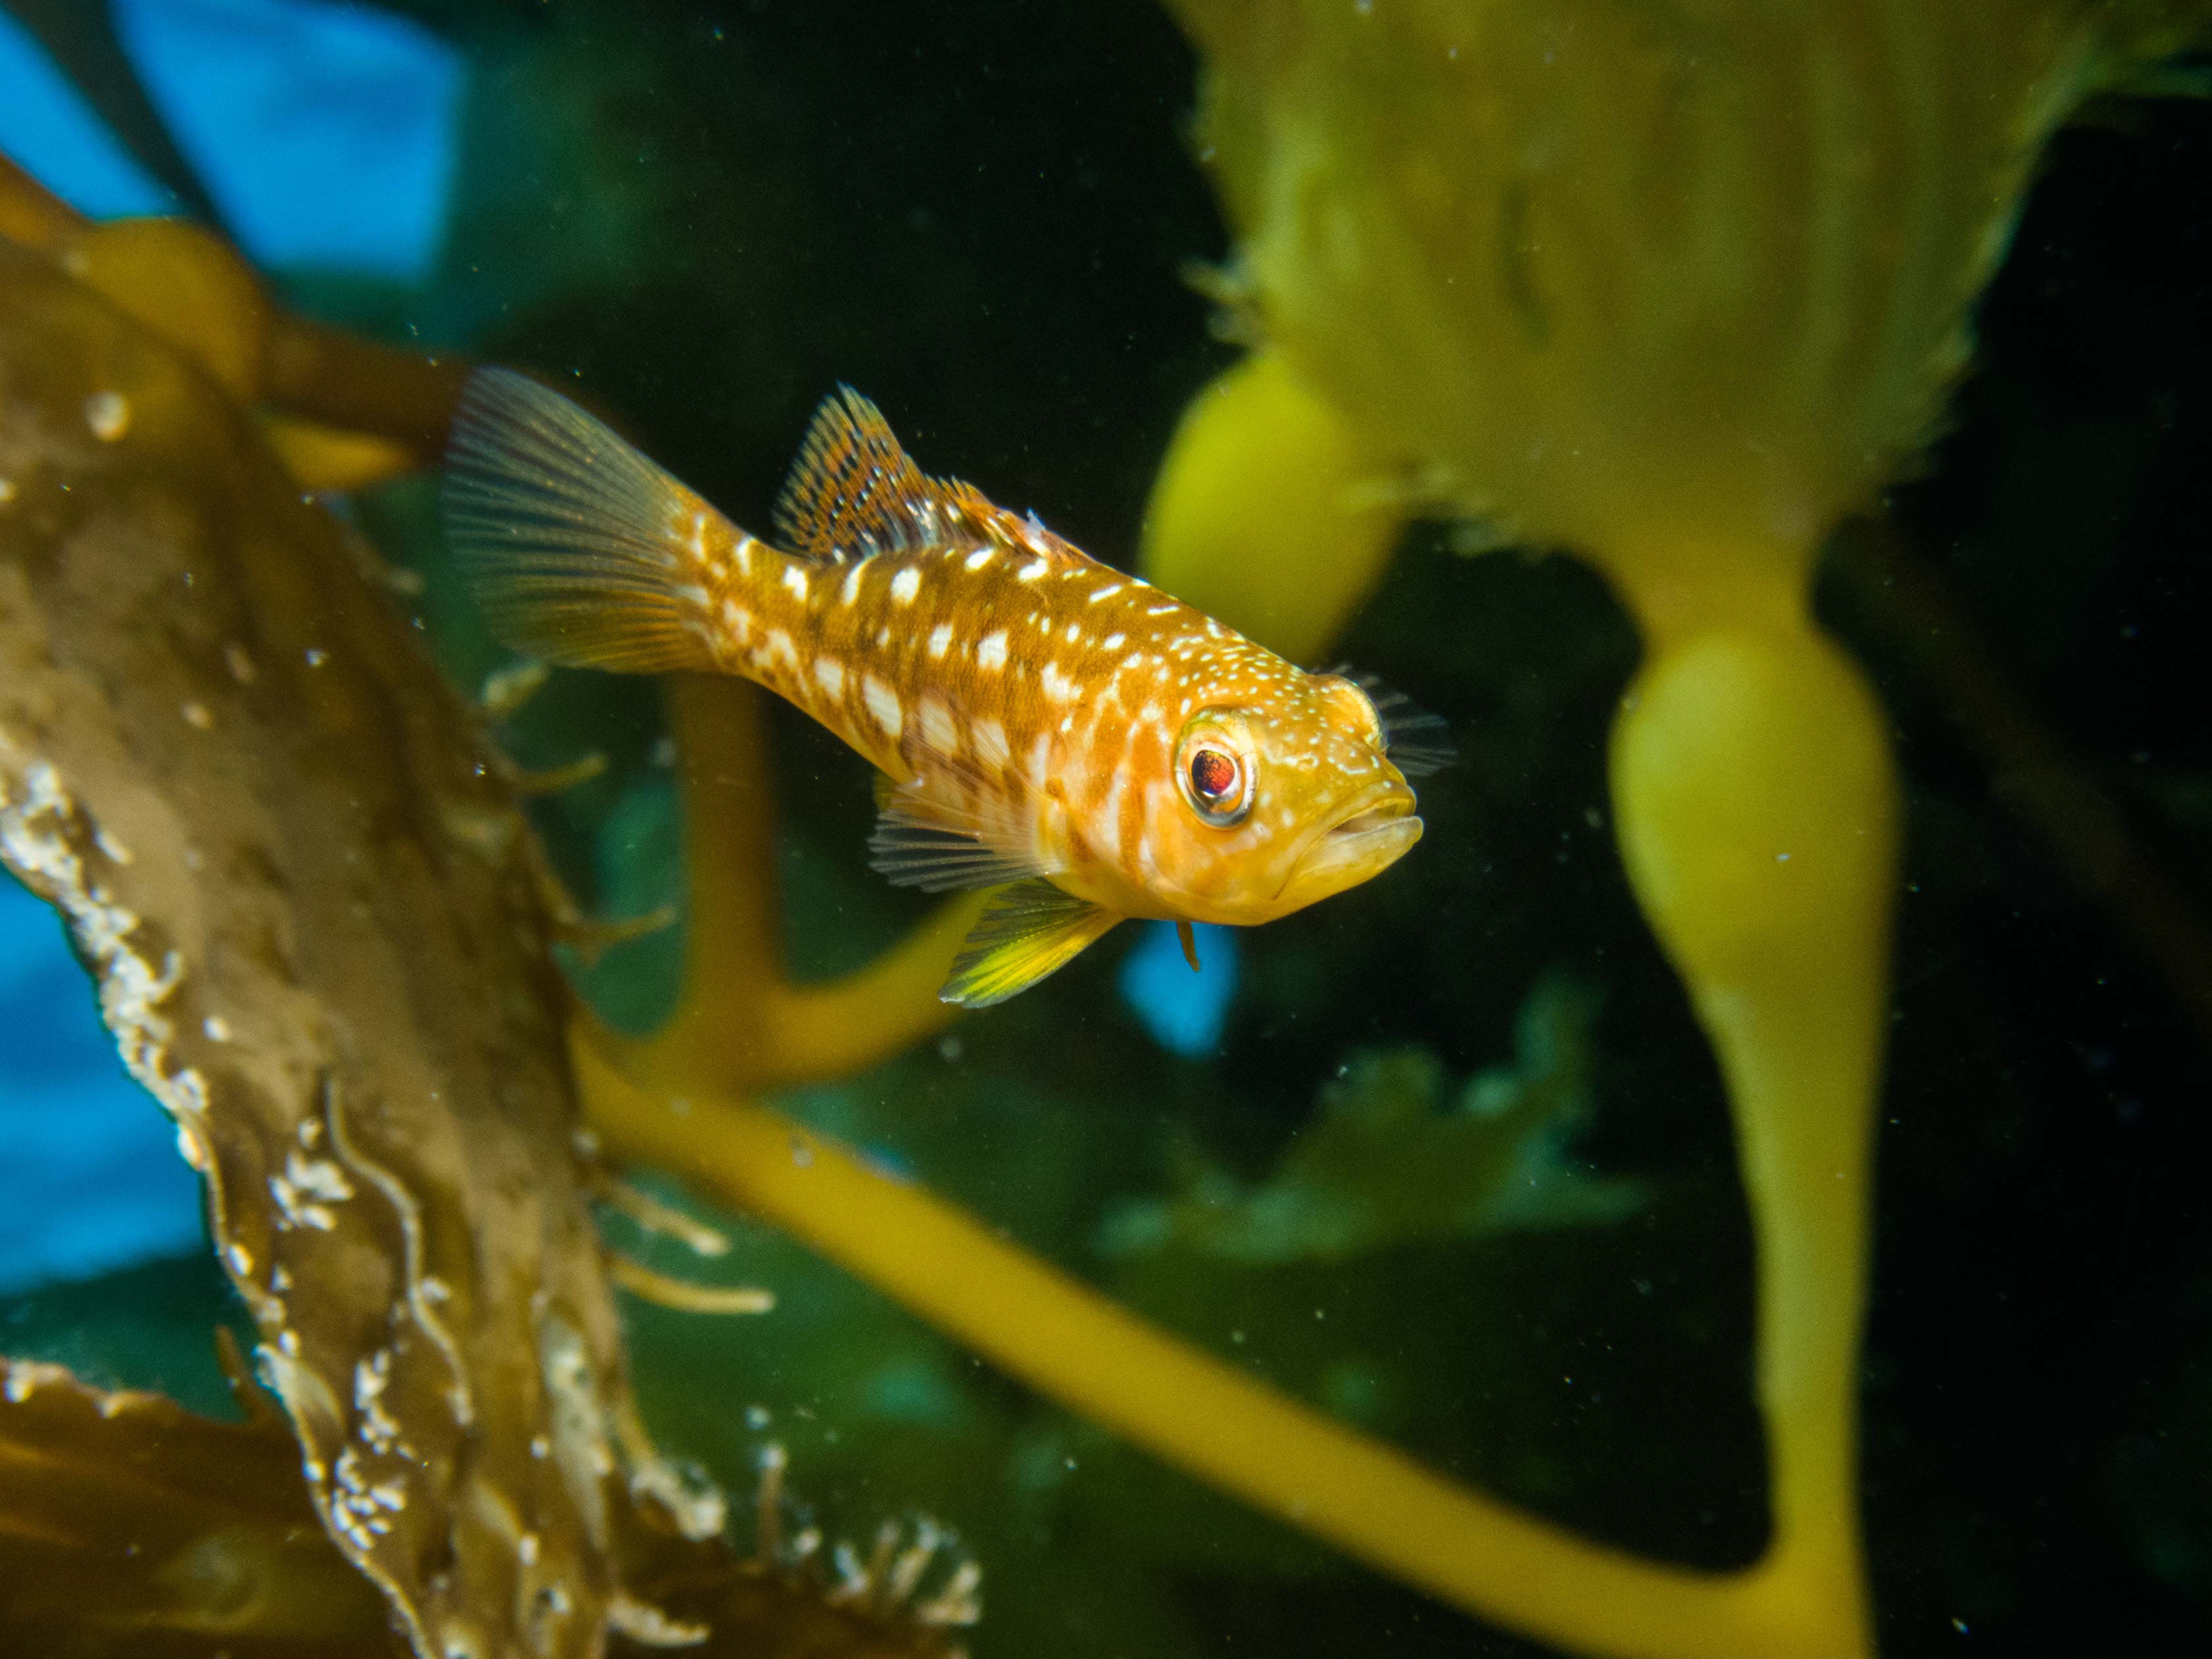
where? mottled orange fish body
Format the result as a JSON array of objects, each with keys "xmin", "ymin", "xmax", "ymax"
[{"xmin": 446, "ymin": 371, "xmax": 1442, "ymax": 1005}]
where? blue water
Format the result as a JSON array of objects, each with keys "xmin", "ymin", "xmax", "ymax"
[
  {"xmin": 1119, "ymin": 920, "xmax": 1239, "ymax": 1057},
  {"xmin": 0, "ymin": 0, "xmax": 463, "ymax": 280},
  {"xmin": 0, "ymin": 8, "xmax": 174, "ymax": 219},
  {"xmin": 0, "ymin": 875, "xmax": 206, "ymax": 1294}
]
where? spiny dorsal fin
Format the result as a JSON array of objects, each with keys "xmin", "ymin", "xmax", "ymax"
[
  {"xmin": 444, "ymin": 368, "xmax": 720, "ymax": 674},
  {"xmin": 773, "ymin": 386, "xmax": 992, "ymax": 562},
  {"xmin": 1330, "ymin": 666, "xmax": 1459, "ymax": 777},
  {"xmin": 941, "ymin": 879, "xmax": 1122, "ymax": 1007}
]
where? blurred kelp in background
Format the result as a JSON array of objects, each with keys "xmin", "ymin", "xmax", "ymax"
[{"xmin": 1, "ymin": 3, "xmax": 2210, "ymax": 1658}]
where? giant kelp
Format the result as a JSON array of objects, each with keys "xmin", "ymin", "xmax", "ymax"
[
  {"xmin": 0, "ymin": 165, "xmax": 972, "ymax": 1659},
  {"xmin": 1135, "ymin": 1, "xmax": 2212, "ymax": 1655},
  {"xmin": 2, "ymin": 4, "xmax": 2208, "ymax": 1657}
]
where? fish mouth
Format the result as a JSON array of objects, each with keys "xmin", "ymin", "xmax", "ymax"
[
  {"xmin": 1330, "ymin": 799, "xmax": 1414, "ymax": 838},
  {"xmin": 1276, "ymin": 786, "xmax": 1423, "ymax": 910}
]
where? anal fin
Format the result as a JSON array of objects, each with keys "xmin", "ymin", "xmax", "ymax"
[{"xmin": 941, "ymin": 880, "xmax": 1121, "ymax": 1007}]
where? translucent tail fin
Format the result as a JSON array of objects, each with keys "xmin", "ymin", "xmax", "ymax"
[{"xmin": 443, "ymin": 368, "xmax": 722, "ymax": 673}]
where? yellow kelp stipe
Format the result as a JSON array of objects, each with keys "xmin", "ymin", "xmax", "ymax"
[
  {"xmin": 610, "ymin": 673, "xmax": 984, "ymax": 1098},
  {"xmin": 579, "ymin": 1045, "xmax": 1853, "ymax": 1659},
  {"xmin": 1103, "ymin": 0, "xmax": 2212, "ymax": 1651},
  {"xmin": 1609, "ymin": 598, "xmax": 1897, "ymax": 1648},
  {"xmin": 1141, "ymin": 348, "xmax": 1413, "ymax": 667}
]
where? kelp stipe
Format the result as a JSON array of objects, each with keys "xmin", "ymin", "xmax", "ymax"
[{"xmin": 1131, "ymin": 1, "xmax": 2212, "ymax": 1653}]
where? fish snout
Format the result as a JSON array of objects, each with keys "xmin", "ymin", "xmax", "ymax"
[{"xmin": 1273, "ymin": 781, "xmax": 1423, "ymax": 914}]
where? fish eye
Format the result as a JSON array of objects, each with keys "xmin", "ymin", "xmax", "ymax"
[{"xmin": 1177, "ymin": 738, "xmax": 1253, "ymax": 827}]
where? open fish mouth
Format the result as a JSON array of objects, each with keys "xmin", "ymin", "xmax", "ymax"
[
  {"xmin": 1275, "ymin": 787, "xmax": 1423, "ymax": 911},
  {"xmin": 1330, "ymin": 796, "xmax": 1415, "ymax": 838}
]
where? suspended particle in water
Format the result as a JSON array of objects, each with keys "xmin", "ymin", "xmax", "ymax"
[{"xmin": 84, "ymin": 390, "xmax": 131, "ymax": 442}]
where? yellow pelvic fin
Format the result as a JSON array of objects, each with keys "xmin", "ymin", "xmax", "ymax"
[
  {"xmin": 774, "ymin": 384, "xmax": 995, "ymax": 561},
  {"xmin": 941, "ymin": 879, "xmax": 1122, "ymax": 1007},
  {"xmin": 444, "ymin": 367, "xmax": 722, "ymax": 674}
]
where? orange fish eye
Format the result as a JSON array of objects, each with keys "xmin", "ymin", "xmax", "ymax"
[
  {"xmin": 1191, "ymin": 749, "xmax": 1237, "ymax": 801},
  {"xmin": 1178, "ymin": 741, "xmax": 1252, "ymax": 827}
]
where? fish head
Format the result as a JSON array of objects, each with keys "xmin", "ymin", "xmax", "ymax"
[{"xmin": 1136, "ymin": 670, "xmax": 1423, "ymax": 926}]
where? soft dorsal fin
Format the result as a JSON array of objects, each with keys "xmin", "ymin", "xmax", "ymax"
[
  {"xmin": 941, "ymin": 880, "xmax": 1122, "ymax": 1007},
  {"xmin": 773, "ymin": 386, "xmax": 991, "ymax": 562}
]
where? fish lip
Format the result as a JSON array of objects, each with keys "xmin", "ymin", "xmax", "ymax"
[
  {"xmin": 1272, "ymin": 782, "xmax": 1423, "ymax": 905},
  {"xmin": 1329, "ymin": 795, "xmax": 1415, "ymax": 838}
]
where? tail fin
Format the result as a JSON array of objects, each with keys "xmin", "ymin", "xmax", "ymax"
[{"xmin": 443, "ymin": 368, "xmax": 720, "ymax": 673}]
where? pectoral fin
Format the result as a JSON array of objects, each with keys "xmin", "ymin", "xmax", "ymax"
[
  {"xmin": 869, "ymin": 774, "xmax": 1054, "ymax": 892},
  {"xmin": 941, "ymin": 880, "xmax": 1121, "ymax": 1007}
]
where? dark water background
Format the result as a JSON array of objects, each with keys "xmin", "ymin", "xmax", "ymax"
[{"xmin": 1, "ymin": 3, "xmax": 2208, "ymax": 1654}]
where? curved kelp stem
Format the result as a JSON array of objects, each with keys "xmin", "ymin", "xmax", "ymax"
[
  {"xmin": 0, "ymin": 153, "xmax": 463, "ymax": 490},
  {"xmin": 610, "ymin": 673, "xmax": 981, "ymax": 1095},
  {"xmin": 579, "ymin": 1042, "xmax": 1857, "ymax": 1659},
  {"xmin": 1603, "ymin": 558, "xmax": 1899, "ymax": 1655}
]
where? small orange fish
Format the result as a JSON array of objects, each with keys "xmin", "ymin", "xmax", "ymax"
[{"xmin": 444, "ymin": 369, "xmax": 1447, "ymax": 1005}]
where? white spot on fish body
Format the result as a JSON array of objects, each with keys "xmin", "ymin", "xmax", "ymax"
[
  {"xmin": 782, "ymin": 565, "xmax": 810, "ymax": 600},
  {"xmin": 919, "ymin": 697, "xmax": 961, "ymax": 756},
  {"xmin": 1102, "ymin": 633, "xmax": 1125, "ymax": 650},
  {"xmin": 733, "ymin": 537, "xmax": 754, "ymax": 575},
  {"xmin": 864, "ymin": 675, "xmax": 903, "ymax": 737},
  {"xmin": 840, "ymin": 564, "xmax": 866, "ymax": 606},
  {"xmin": 891, "ymin": 566, "xmax": 923, "ymax": 604},
  {"xmin": 1088, "ymin": 583, "xmax": 1122, "ymax": 604},
  {"xmin": 976, "ymin": 629, "xmax": 1009, "ymax": 670},
  {"xmin": 814, "ymin": 657, "xmax": 846, "ymax": 698},
  {"xmin": 721, "ymin": 599, "xmax": 752, "ymax": 641},
  {"xmin": 973, "ymin": 716, "xmax": 1010, "ymax": 770},
  {"xmin": 1018, "ymin": 560, "xmax": 1048, "ymax": 581},
  {"xmin": 1094, "ymin": 772, "xmax": 1125, "ymax": 860},
  {"xmin": 928, "ymin": 622, "xmax": 955, "ymax": 659},
  {"xmin": 964, "ymin": 548, "xmax": 994, "ymax": 572},
  {"xmin": 1146, "ymin": 604, "xmax": 1177, "ymax": 616},
  {"xmin": 764, "ymin": 629, "xmax": 798, "ymax": 668},
  {"xmin": 1041, "ymin": 663, "xmax": 1078, "ymax": 702},
  {"xmin": 1063, "ymin": 621, "xmax": 1082, "ymax": 643}
]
